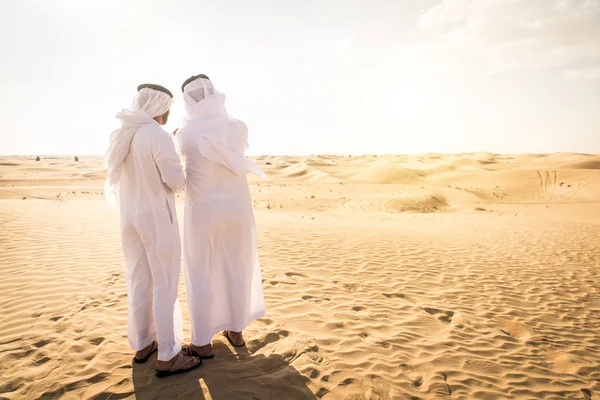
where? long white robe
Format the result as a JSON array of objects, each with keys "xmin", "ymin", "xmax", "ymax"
[
  {"xmin": 179, "ymin": 118, "xmax": 266, "ymax": 346},
  {"xmin": 118, "ymin": 123, "xmax": 186, "ymax": 361}
]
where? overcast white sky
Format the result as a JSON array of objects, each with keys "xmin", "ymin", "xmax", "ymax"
[{"xmin": 1, "ymin": 0, "xmax": 599, "ymax": 155}]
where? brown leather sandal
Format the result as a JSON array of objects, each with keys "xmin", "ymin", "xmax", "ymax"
[
  {"xmin": 224, "ymin": 330, "xmax": 246, "ymax": 348},
  {"xmin": 155, "ymin": 353, "xmax": 202, "ymax": 378},
  {"xmin": 181, "ymin": 343, "xmax": 216, "ymax": 360},
  {"xmin": 133, "ymin": 341, "xmax": 158, "ymax": 364}
]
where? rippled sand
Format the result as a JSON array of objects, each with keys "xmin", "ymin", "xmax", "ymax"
[{"xmin": 1, "ymin": 153, "xmax": 599, "ymax": 399}]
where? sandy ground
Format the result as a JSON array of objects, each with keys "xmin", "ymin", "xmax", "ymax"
[{"xmin": 1, "ymin": 153, "xmax": 599, "ymax": 400}]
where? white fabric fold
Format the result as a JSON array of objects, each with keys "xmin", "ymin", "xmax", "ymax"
[
  {"xmin": 104, "ymin": 88, "xmax": 174, "ymax": 206},
  {"xmin": 179, "ymin": 77, "xmax": 266, "ymax": 345},
  {"xmin": 177, "ymin": 78, "xmax": 266, "ymax": 179}
]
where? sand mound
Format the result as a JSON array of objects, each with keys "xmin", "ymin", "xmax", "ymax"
[
  {"xmin": 500, "ymin": 320, "xmax": 534, "ymax": 340},
  {"xmin": 451, "ymin": 158, "xmax": 496, "ymax": 167},
  {"xmin": 280, "ymin": 162, "xmax": 312, "ymax": 179},
  {"xmin": 548, "ymin": 352, "xmax": 590, "ymax": 375},
  {"xmin": 385, "ymin": 194, "xmax": 449, "ymax": 213},
  {"xmin": 341, "ymin": 193, "xmax": 451, "ymax": 214},
  {"xmin": 348, "ymin": 164, "xmax": 422, "ymax": 184},
  {"xmin": 561, "ymin": 160, "xmax": 600, "ymax": 170},
  {"xmin": 471, "ymin": 151, "xmax": 495, "ymax": 159},
  {"xmin": 405, "ymin": 163, "xmax": 459, "ymax": 178}
]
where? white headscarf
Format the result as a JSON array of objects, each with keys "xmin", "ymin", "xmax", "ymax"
[
  {"xmin": 177, "ymin": 78, "xmax": 266, "ymax": 179},
  {"xmin": 104, "ymin": 87, "xmax": 174, "ymax": 205}
]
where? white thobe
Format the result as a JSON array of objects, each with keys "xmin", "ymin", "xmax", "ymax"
[
  {"xmin": 118, "ymin": 123, "xmax": 185, "ymax": 361},
  {"xmin": 179, "ymin": 120, "xmax": 266, "ymax": 346}
]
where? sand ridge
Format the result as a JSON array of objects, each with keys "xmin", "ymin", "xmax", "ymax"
[{"xmin": 1, "ymin": 153, "xmax": 599, "ymax": 399}]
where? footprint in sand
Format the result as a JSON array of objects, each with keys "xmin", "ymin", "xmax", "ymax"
[
  {"xmin": 548, "ymin": 351, "xmax": 588, "ymax": 374},
  {"xmin": 90, "ymin": 337, "xmax": 104, "ymax": 346},
  {"xmin": 269, "ymin": 280, "xmax": 296, "ymax": 287},
  {"xmin": 326, "ymin": 322, "xmax": 345, "ymax": 330},
  {"xmin": 341, "ymin": 283, "xmax": 360, "ymax": 290},
  {"xmin": 500, "ymin": 320, "xmax": 534, "ymax": 340},
  {"xmin": 302, "ymin": 295, "xmax": 330, "ymax": 303},
  {"xmin": 339, "ymin": 378, "xmax": 355, "ymax": 386},
  {"xmin": 427, "ymin": 371, "xmax": 452, "ymax": 396},
  {"xmin": 285, "ymin": 272, "xmax": 307, "ymax": 280},
  {"xmin": 412, "ymin": 376, "xmax": 423, "ymax": 388},
  {"xmin": 369, "ymin": 377, "xmax": 392, "ymax": 398},
  {"xmin": 375, "ymin": 340, "xmax": 392, "ymax": 349},
  {"xmin": 581, "ymin": 389, "xmax": 592, "ymax": 400},
  {"xmin": 34, "ymin": 356, "xmax": 51, "ymax": 366},
  {"xmin": 382, "ymin": 292, "xmax": 406, "ymax": 299},
  {"xmin": 424, "ymin": 307, "xmax": 455, "ymax": 324},
  {"xmin": 33, "ymin": 339, "xmax": 51, "ymax": 348},
  {"xmin": 79, "ymin": 300, "xmax": 101, "ymax": 311}
]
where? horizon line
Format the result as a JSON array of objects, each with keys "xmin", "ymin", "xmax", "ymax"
[{"xmin": 1, "ymin": 151, "xmax": 598, "ymax": 158}]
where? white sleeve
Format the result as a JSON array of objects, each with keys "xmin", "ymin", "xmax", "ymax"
[{"xmin": 152, "ymin": 132, "xmax": 186, "ymax": 193}]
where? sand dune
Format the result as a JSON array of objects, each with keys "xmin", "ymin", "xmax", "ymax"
[
  {"xmin": 561, "ymin": 160, "xmax": 600, "ymax": 170},
  {"xmin": 1, "ymin": 153, "xmax": 599, "ymax": 399},
  {"xmin": 347, "ymin": 164, "xmax": 423, "ymax": 184}
]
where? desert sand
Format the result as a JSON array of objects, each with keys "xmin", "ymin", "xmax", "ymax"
[{"xmin": 1, "ymin": 153, "xmax": 599, "ymax": 399}]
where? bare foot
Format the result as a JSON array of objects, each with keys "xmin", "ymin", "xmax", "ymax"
[
  {"xmin": 135, "ymin": 341, "xmax": 157, "ymax": 361},
  {"xmin": 225, "ymin": 330, "xmax": 245, "ymax": 347}
]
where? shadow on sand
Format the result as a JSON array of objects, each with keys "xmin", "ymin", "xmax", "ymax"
[{"xmin": 131, "ymin": 337, "xmax": 315, "ymax": 399}]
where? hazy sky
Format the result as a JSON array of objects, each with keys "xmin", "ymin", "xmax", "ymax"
[{"xmin": 1, "ymin": 0, "xmax": 599, "ymax": 155}]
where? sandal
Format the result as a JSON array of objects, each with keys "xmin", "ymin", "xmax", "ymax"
[
  {"xmin": 155, "ymin": 353, "xmax": 202, "ymax": 378},
  {"xmin": 133, "ymin": 341, "xmax": 158, "ymax": 364},
  {"xmin": 181, "ymin": 343, "xmax": 216, "ymax": 360},
  {"xmin": 224, "ymin": 331, "xmax": 246, "ymax": 348}
]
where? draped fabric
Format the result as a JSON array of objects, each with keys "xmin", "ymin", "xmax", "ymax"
[
  {"xmin": 178, "ymin": 78, "xmax": 266, "ymax": 345},
  {"xmin": 104, "ymin": 88, "xmax": 174, "ymax": 206},
  {"xmin": 105, "ymin": 86, "xmax": 185, "ymax": 361},
  {"xmin": 176, "ymin": 78, "xmax": 266, "ymax": 180}
]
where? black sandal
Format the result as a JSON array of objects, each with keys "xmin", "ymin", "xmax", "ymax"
[
  {"xmin": 181, "ymin": 343, "xmax": 215, "ymax": 360},
  {"xmin": 155, "ymin": 354, "xmax": 202, "ymax": 378},
  {"xmin": 133, "ymin": 341, "xmax": 158, "ymax": 364},
  {"xmin": 224, "ymin": 331, "xmax": 246, "ymax": 348}
]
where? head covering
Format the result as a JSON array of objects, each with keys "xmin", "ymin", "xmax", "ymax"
[
  {"xmin": 104, "ymin": 85, "xmax": 174, "ymax": 205},
  {"xmin": 137, "ymin": 83, "xmax": 174, "ymax": 98},
  {"xmin": 177, "ymin": 77, "xmax": 266, "ymax": 179},
  {"xmin": 181, "ymin": 74, "xmax": 210, "ymax": 92}
]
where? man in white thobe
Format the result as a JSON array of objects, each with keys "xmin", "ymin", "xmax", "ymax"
[
  {"xmin": 105, "ymin": 83, "xmax": 200, "ymax": 377},
  {"xmin": 176, "ymin": 74, "xmax": 266, "ymax": 358}
]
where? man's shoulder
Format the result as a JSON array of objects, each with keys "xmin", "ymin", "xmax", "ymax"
[
  {"xmin": 137, "ymin": 123, "xmax": 169, "ymax": 138},
  {"xmin": 131, "ymin": 124, "xmax": 172, "ymax": 153},
  {"xmin": 231, "ymin": 118, "xmax": 247, "ymax": 131},
  {"xmin": 230, "ymin": 118, "xmax": 248, "ymax": 136}
]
